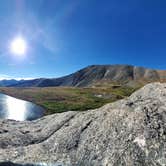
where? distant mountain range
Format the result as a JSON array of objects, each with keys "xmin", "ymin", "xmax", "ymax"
[
  {"xmin": 0, "ymin": 79, "xmax": 25, "ymax": 87},
  {"xmin": 1, "ymin": 65, "xmax": 166, "ymax": 87}
]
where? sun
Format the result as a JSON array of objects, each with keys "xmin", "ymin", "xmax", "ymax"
[{"xmin": 10, "ymin": 37, "xmax": 27, "ymax": 56}]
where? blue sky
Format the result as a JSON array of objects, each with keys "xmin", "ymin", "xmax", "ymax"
[{"xmin": 0, "ymin": 0, "xmax": 166, "ymax": 79}]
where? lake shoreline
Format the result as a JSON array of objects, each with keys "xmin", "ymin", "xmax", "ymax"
[
  {"xmin": 0, "ymin": 86, "xmax": 137, "ymax": 115},
  {"xmin": 0, "ymin": 92, "xmax": 45, "ymax": 121}
]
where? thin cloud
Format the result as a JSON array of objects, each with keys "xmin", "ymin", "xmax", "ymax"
[{"xmin": 0, "ymin": 74, "xmax": 11, "ymax": 80}]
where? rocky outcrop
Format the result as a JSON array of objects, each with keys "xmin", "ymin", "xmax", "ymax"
[{"xmin": 0, "ymin": 83, "xmax": 166, "ymax": 165}]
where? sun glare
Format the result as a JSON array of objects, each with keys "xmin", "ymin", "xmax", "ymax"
[
  {"xmin": 10, "ymin": 37, "xmax": 27, "ymax": 56},
  {"xmin": 6, "ymin": 96, "xmax": 26, "ymax": 121}
]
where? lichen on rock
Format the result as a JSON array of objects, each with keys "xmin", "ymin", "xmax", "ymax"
[{"xmin": 0, "ymin": 83, "xmax": 166, "ymax": 166}]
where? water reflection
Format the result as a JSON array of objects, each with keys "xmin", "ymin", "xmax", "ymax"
[
  {"xmin": 6, "ymin": 96, "xmax": 27, "ymax": 121},
  {"xmin": 0, "ymin": 93, "xmax": 45, "ymax": 121}
]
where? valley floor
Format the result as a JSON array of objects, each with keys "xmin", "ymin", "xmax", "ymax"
[{"xmin": 0, "ymin": 85, "xmax": 138, "ymax": 115}]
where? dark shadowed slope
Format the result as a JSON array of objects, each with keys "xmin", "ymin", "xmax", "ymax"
[
  {"xmin": 6, "ymin": 65, "xmax": 166, "ymax": 87},
  {"xmin": 0, "ymin": 79, "xmax": 20, "ymax": 86}
]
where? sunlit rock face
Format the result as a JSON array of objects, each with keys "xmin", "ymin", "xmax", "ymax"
[
  {"xmin": 0, "ymin": 162, "xmax": 65, "ymax": 166},
  {"xmin": 0, "ymin": 83, "xmax": 166, "ymax": 165}
]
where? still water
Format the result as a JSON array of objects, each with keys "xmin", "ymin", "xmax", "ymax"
[{"xmin": 0, "ymin": 93, "xmax": 45, "ymax": 121}]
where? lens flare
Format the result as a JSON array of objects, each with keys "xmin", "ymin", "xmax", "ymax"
[{"xmin": 10, "ymin": 37, "xmax": 27, "ymax": 56}]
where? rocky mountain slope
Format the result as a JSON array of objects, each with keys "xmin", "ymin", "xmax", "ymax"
[
  {"xmin": 0, "ymin": 80, "xmax": 20, "ymax": 87},
  {"xmin": 7, "ymin": 65, "xmax": 166, "ymax": 87},
  {"xmin": 0, "ymin": 82, "xmax": 166, "ymax": 165}
]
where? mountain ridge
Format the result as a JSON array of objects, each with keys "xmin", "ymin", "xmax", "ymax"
[{"xmin": 1, "ymin": 64, "xmax": 166, "ymax": 87}]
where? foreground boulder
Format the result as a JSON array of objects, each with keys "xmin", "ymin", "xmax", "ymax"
[{"xmin": 0, "ymin": 83, "xmax": 166, "ymax": 165}]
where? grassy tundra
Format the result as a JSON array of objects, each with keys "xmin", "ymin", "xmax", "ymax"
[{"xmin": 0, "ymin": 85, "xmax": 138, "ymax": 115}]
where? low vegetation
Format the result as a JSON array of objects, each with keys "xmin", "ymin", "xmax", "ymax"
[{"xmin": 0, "ymin": 85, "xmax": 140, "ymax": 115}]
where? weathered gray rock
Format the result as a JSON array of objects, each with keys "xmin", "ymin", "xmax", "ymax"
[{"xmin": 0, "ymin": 83, "xmax": 166, "ymax": 166}]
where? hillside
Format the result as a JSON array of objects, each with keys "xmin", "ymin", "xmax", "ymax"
[
  {"xmin": 0, "ymin": 83, "xmax": 166, "ymax": 165},
  {"xmin": 6, "ymin": 65, "xmax": 166, "ymax": 87},
  {"xmin": 0, "ymin": 79, "xmax": 20, "ymax": 86}
]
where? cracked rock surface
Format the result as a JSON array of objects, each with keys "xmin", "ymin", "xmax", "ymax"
[{"xmin": 0, "ymin": 83, "xmax": 166, "ymax": 165}]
